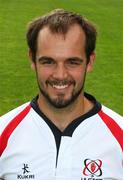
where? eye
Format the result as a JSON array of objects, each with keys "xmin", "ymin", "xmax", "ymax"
[
  {"xmin": 41, "ymin": 59, "xmax": 54, "ymax": 65},
  {"xmin": 38, "ymin": 57, "xmax": 55, "ymax": 65},
  {"xmin": 66, "ymin": 58, "xmax": 83, "ymax": 66}
]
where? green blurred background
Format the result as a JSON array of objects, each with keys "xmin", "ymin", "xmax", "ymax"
[{"xmin": 0, "ymin": 0, "xmax": 123, "ymax": 115}]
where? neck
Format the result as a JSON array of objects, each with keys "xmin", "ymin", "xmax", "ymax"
[{"xmin": 37, "ymin": 93, "xmax": 93, "ymax": 132}]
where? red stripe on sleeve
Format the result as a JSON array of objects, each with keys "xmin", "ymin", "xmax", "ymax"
[
  {"xmin": 0, "ymin": 104, "xmax": 31, "ymax": 156},
  {"xmin": 98, "ymin": 110, "xmax": 123, "ymax": 151}
]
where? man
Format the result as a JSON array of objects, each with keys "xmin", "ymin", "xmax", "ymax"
[{"xmin": 0, "ymin": 9, "xmax": 123, "ymax": 180}]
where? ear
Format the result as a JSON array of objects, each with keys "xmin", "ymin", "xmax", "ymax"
[
  {"xmin": 86, "ymin": 52, "xmax": 96, "ymax": 73},
  {"xmin": 28, "ymin": 49, "xmax": 36, "ymax": 71}
]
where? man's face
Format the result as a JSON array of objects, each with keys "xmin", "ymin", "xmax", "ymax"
[{"xmin": 30, "ymin": 24, "xmax": 95, "ymax": 108}]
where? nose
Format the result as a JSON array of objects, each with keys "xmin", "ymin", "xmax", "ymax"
[{"xmin": 52, "ymin": 63, "xmax": 68, "ymax": 80}]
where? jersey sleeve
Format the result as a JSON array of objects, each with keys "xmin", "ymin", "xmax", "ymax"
[{"xmin": 0, "ymin": 102, "xmax": 30, "ymax": 178}]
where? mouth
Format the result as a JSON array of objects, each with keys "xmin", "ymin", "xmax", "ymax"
[
  {"xmin": 52, "ymin": 84, "xmax": 69, "ymax": 90},
  {"xmin": 47, "ymin": 80, "xmax": 75, "ymax": 91}
]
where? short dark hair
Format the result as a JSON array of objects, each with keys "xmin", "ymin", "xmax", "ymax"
[{"xmin": 26, "ymin": 9, "xmax": 97, "ymax": 63}]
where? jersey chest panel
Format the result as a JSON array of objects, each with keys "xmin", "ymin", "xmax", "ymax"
[{"xmin": 0, "ymin": 109, "xmax": 123, "ymax": 180}]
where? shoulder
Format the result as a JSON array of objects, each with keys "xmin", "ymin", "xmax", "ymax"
[
  {"xmin": 98, "ymin": 105, "xmax": 123, "ymax": 151},
  {"xmin": 0, "ymin": 102, "xmax": 31, "ymax": 135},
  {"xmin": 100, "ymin": 105, "xmax": 123, "ymax": 128}
]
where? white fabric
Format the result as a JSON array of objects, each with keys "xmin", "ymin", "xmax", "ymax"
[{"xmin": 0, "ymin": 103, "xmax": 123, "ymax": 180}]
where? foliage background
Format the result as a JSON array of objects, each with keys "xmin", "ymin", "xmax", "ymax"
[{"xmin": 0, "ymin": 0, "xmax": 123, "ymax": 115}]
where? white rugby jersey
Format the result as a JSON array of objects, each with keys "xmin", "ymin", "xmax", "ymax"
[{"xmin": 0, "ymin": 93, "xmax": 123, "ymax": 180}]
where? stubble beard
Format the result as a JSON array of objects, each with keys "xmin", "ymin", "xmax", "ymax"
[{"xmin": 37, "ymin": 75, "xmax": 86, "ymax": 109}]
